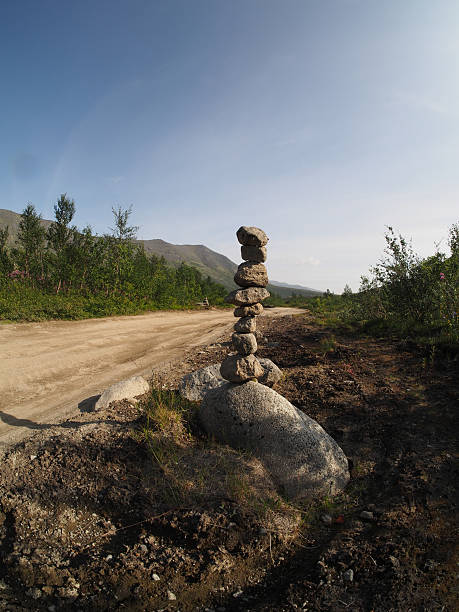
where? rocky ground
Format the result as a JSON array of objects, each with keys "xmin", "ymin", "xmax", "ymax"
[{"xmin": 0, "ymin": 311, "xmax": 457, "ymax": 611}]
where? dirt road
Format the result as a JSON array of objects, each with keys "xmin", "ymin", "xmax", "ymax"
[{"xmin": 0, "ymin": 307, "xmax": 301, "ymax": 449}]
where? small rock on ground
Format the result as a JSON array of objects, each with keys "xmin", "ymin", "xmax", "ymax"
[{"xmin": 94, "ymin": 376, "xmax": 149, "ymax": 410}]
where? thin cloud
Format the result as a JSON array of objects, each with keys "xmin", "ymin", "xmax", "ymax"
[
  {"xmin": 390, "ymin": 91, "xmax": 449, "ymax": 115},
  {"xmin": 271, "ymin": 255, "xmax": 320, "ymax": 267},
  {"xmin": 107, "ymin": 175, "xmax": 124, "ymax": 185}
]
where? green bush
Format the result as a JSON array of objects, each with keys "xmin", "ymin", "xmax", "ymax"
[{"xmin": 336, "ymin": 224, "xmax": 459, "ymax": 354}]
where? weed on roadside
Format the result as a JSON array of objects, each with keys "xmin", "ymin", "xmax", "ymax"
[{"xmin": 136, "ymin": 379, "xmax": 301, "ymax": 533}]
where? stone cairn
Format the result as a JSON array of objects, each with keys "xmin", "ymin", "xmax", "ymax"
[{"xmin": 220, "ymin": 226, "xmax": 271, "ymax": 383}]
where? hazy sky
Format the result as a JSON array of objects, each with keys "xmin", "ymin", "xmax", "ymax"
[{"xmin": 2, "ymin": 0, "xmax": 458, "ymax": 292}]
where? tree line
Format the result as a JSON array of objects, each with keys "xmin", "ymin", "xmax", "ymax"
[{"xmin": 0, "ymin": 196, "xmax": 227, "ymax": 320}]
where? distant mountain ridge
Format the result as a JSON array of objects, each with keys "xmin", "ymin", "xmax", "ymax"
[
  {"xmin": 270, "ymin": 280, "xmax": 322, "ymax": 294},
  {"xmin": 0, "ymin": 208, "xmax": 321, "ymax": 297},
  {"xmin": 0, "ymin": 208, "xmax": 53, "ymax": 245},
  {"xmin": 139, "ymin": 238, "xmax": 238, "ymax": 290}
]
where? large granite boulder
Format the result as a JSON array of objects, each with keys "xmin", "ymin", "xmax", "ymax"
[
  {"xmin": 94, "ymin": 376, "xmax": 150, "ymax": 410},
  {"xmin": 200, "ymin": 382, "xmax": 350, "ymax": 500},
  {"xmin": 179, "ymin": 364, "xmax": 224, "ymax": 402}
]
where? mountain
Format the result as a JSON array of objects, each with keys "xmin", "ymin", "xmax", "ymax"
[
  {"xmin": 0, "ymin": 208, "xmax": 53, "ymax": 246},
  {"xmin": 270, "ymin": 280, "xmax": 322, "ymax": 295},
  {"xmin": 140, "ymin": 239, "xmax": 237, "ymax": 289},
  {"xmin": 0, "ymin": 208, "xmax": 321, "ymax": 296}
]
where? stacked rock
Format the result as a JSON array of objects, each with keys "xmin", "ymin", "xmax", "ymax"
[{"xmin": 220, "ymin": 226, "xmax": 270, "ymax": 383}]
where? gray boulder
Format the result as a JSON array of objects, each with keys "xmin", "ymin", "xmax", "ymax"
[
  {"xmin": 257, "ymin": 357, "xmax": 282, "ymax": 386},
  {"xmin": 94, "ymin": 376, "xmax": 150, "ymax": 410},
  {"xmin": 232, "ymin": 332, "xmax": 257, "ymax": 356},
  {"xmin": 236, "ymin": 226, "xmax": 269, "ymax": 247},
  {"xmin": 234, "ymin": 262, "xmax": 268, "ymax": 288},
  {"xmin": 241, "ymin": 245, "xmax": 267, "ymax": 263},
  {"xmin": 220, "ymin": 354, "xmax": 264, "ymax": 383},
  {"xmin": 200, "ymin": 381, "xmax": 350, "ymax": 500},
  {"xmin": 179, "ymin": 364, "xmax": 224, "ymax": 402},
  {"xmin": 234, "ymin": 303, "xmax": 263, "ymax": 317},
  {"xmin": 254, "ymin": 329, "xmax": 267, "ymax": 344},
  {"xmin": 234, "ymin": 316, "xmax": 256, "ymax": 333},
  {"xmin": 226, "ymin": 287, "xmax": 270, "ymax": 306}
]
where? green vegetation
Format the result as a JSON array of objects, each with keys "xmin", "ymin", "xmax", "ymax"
[
  {"xmin": 276, "ymin": 224, "xmax": 459, "ymax": 356},
  {"xmin": 138, "ymin": 379, "xmax": 296, "ymax": 521},
  {"xmin": 0, "ymin": 198, "xmax": 227, "ymax": 321}
]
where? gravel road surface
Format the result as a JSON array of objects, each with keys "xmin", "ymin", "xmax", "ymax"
[{"xmin": 0, "ymin": 307, "xmax": 301, "ymax": 449}]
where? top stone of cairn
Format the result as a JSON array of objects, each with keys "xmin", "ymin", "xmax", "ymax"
[{"xmin": 236, "ymin": 226, "xmax": 269, "ymax": 247}]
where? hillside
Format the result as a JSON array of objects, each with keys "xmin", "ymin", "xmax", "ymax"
[
  {"xmin": 0, "ymin": 208, "xmax": 321, "ymax": 296},
  {"xmin": 140, "ymin": 238, "xmax": 237, "ymax": 289},
  {"xmin": 0, "ymin": 208, "xmax": 53, "ymax": 246}
]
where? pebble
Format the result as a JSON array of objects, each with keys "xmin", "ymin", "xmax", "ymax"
[
  {"xmin": 424, "ymin": 559, "xmax": 437, "ymax": 571},
  {"xmin": 233, "ymin": 589, "xmax": 243, "ymax": 598},
  {"xmin": 321, "ymin": 514, "xmax": 333, "ymax": 525},
  {"xmin": 30, "ymin": 455, "xmax": 37, "ymax": 461},
  {"xmin": 140, "ymin": 544, "xmax": 148, "ymax": 553},
  {"xmin": 152, "ymin": 573, "xmax": 160, "ymax": 581},
  {"xmin": 105, "ymin": 554, "xmax": 113, "ymax": 561},
  {"xmin": 259, "ymin": 527, "xmax": 268, "ymax": 535},
  {"xmin": 343, "ymin": 569, "xmax": 354, "ymax": 582},
  {"xmin": 360, "ymin": 511, "xmax": 374, "ymax": 521},
  {"xmin": 167, "ymin": 590, "xmax": 176, "ymax": 600}
]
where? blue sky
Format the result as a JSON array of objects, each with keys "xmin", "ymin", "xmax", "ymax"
[{"xmin": 2, "ymin": 0, "xmax": 458, "ymax": 292}]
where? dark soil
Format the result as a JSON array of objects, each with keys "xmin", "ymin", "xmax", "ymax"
[{"xmin": 1, "ymin": 312, "xmax": 457, "ymax": 611}]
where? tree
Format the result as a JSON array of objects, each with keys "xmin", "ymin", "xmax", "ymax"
[
  {"xmin": 108, "ymin": 205, "xmax": 139, "ymax": 292},
  {"xmin": 14, "ymin": 203, "xmax": 47, "ymax": 282},
  {"xmin": 0, "ymin": 226, "xmax": 12, "ymax": 276},
  {"xmin": 47, "ymin": 194, "xmax": 76, "ymax": 293},
  {"xmin": 69, "ymin": 225, "xmax": 96, "ymax": 292},
  {"xmin": 342, "ymin": 284, "xmax": 353, "ymax": 296},
  {"xmin": 110, "ymin": 205, "xmax": 138, "ymax": 242}
]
